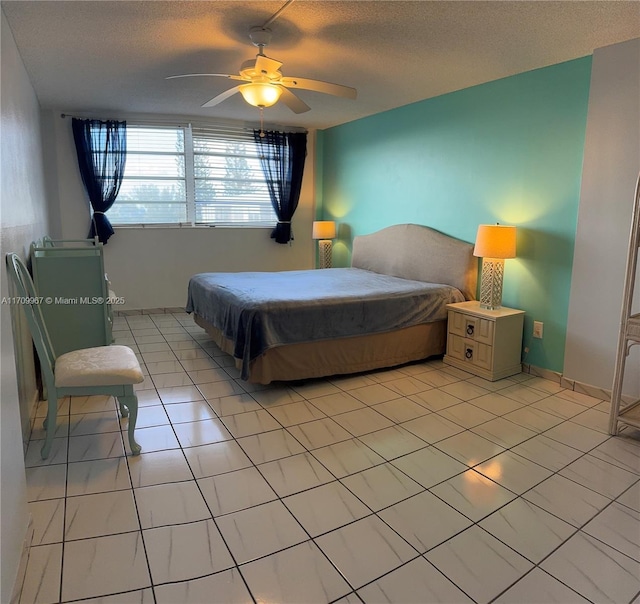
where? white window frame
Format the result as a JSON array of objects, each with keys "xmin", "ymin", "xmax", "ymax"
[{"xmin": 112, "ymin": 122, "xmax": 280, "ymax": 228}]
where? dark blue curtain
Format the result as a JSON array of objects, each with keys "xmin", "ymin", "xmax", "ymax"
[
  {"xmin": 72, "ymin": 118, "xmax": 127, "ymax": 244},
  {"xmin": 253, "ymin": 130, "xmax": 307, "ymax": 244}
]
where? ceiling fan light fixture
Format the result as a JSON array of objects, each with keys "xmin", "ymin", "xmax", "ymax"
[{"xmin": 239, "ymin": 82, "xmax": 282, "ymax": 108}]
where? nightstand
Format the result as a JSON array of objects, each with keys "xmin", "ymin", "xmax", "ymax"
[{"xmin": 443, "ymin": 301, "xmax": 525, "ymax": 381}]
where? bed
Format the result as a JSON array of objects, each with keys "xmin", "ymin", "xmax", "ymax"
[{"xmin": 186, "ymin": 223, "xmax": 477, "ymax": 384}]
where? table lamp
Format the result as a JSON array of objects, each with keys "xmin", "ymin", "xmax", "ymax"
[
  {"xmin": 312, "ymin": 221, "xmax": 336, "ymax": 269},
  {"xmin": 473, "ymin": 224, "xmax": 516, "ymax": 310}
]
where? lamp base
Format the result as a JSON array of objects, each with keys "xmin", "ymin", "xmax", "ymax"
[
  {"xmin": 479, "ymin": 258, "xmax": 505, "ymax": 310},
  {"xmin": 318, "ymin": 240, "xmax": 333, "ymax": 269}
]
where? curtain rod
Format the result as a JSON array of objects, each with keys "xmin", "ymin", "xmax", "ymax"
[{"xmin": 60, "ymin": 112, "xmax": 308, "ymax": 133}]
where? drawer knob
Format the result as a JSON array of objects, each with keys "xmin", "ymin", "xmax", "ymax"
[
  {"xmin": 465, "ymin": 348, "xmax": 473, "ymax": 359},
  {"xmin": 466, "ymin": 324, "xmax": 475, "ymax": 336}
]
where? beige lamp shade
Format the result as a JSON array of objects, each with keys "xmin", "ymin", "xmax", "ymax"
[
  {"xmin": 473, "ymin": 225, "xmax": 516, "ymax": 259},
  {"xmin": 312, "ymin": 220, "xmax": 336, "ymax": 240},
  {"xmin": 239, "ymin": 83, "xmax": 283, "ymax": 108}
]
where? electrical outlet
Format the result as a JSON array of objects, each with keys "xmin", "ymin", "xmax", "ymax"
[{"xmin": 533, "ymin": 321, "xmax": 544, "ymax": 339}]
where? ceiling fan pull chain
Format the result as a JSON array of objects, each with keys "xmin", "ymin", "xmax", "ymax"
[{"xmin": 259, "ymin": 107, "xmax": 266, "ymax": 138}]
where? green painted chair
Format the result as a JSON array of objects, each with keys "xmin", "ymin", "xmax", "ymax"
[{"xmin": 6, "ymin": 253, "xmax": 143, "ymax": 459}]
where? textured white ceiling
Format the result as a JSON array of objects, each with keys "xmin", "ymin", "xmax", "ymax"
[{"xmin": 2, "ymin": 0, "xmax": 639, "ymax": 129}]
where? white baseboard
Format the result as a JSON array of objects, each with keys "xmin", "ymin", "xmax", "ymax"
[{"xmin": 524, "ymin": 363, "xmax": 614, "ymax": 402}]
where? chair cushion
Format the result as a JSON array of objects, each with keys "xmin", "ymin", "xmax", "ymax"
[{"xmin": 55, "ymin": 345, "xmax": 144, "ymax": 388}]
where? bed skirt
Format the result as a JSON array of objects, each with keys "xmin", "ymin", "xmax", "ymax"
[{"xmin": 194, "ymin": 313, "xmax": 447, "ymax": 384}]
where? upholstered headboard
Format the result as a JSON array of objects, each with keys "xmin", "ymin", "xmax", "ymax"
[{"xmin": 351, "ymin": 223, "xmax": 477, "ymax": 300}]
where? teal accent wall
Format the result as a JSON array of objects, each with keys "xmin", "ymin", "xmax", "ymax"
[{"xmin": 318, "ymin": 57, "xmax": 592, "ymax": 373}]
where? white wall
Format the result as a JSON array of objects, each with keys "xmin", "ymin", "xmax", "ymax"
[
  {"xmin": 1, "ymin": 10, "xmax": 51, "ymax": 601},
  {"xmin": 564, "ymin": 38, "xmax": 640, "ymax": 395},
  {"xmin": 45, "ymin": 112, "xmax": 317, "ymax": 309}
]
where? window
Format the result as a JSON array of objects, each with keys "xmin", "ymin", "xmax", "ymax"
[{"xmin": 110, "ymin": 123, "xmax": 277, "ymax": 227}]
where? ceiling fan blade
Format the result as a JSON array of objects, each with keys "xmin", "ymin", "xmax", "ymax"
[
  {"xmin": 278, "ymin": 87, "xmax": 311, "ymax": 114},
  {"xmin": 281, "ymin": 77, "xmax": 357, "ymax": 100},
  {"xmin": 201, "ymin": 86, "xmax": 242, "ymax": 108},
  {"xmin": 166, "ymin": 73, "xmax": 245, "ymax": 81},
  {"xmin": 255, "ymin": 54, "xmax": 283, "ymax": 75}
]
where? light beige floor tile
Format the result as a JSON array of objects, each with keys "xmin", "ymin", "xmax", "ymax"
[
  {"xmin": 358, "ymin": 556, "xmax": 473, "ymax": 603},
  {"xmin": 358, "ymin": 425, "xmax": 428, "ymax": 461},
  {"xmin": 426, "ymin": 525, "xmax": 532, "ymax": 603},
  {"xmin": 331, "ymin": 406, "xmax": 394, "ymax": 436},
  {"xmin": 470, "ymin": 417, "xmax": 536, "ymax": 448},
  {"xmin": 475, "ymin": 450, "xmax": 552, "ymax": 494},
  {"xmin": 236, "ymin": 428, "xmax": 306, "ymax": 464},
  {"xmin": 378, "ymin": 490, "xmax": 472, "ymax": 552},
  {"xmin": 391, "ymin": 445, "xmax": 467, "ymax": 488},
  {"xmin": 440, "ymin": 380, "xmax": 490, "ymax": 401},
  {"xmin": 437, "ymin": 401, "xmax": 496, "ymax": 428},
  {"xmin": 67, "ymin": 431, "xmax": 125, "ymax": 462},
  {"xmin": 372, "ymin": 397, "xmax": 431, "ymax": 423},
  {"xmin": 430, "ymin": 470, "xmax": 517, "ymax": 522},
  {"xmin": 543, "ymin": 421, "xmax": 609, "ymax": 452},
  {"xmin": 144, "ymin": 519, "xmax": 234, "ymax": 584},
  {"xmin": 135, "ymin": 480, "xmax": 211, "ymax": 529},
  {"xmin": 172, "ymin": 417, "xmax": 232, "ymax": 448},
  {"xmin": 198, "ymin": 466, "xmax": 277, "ymax": 516},
  {"xmin": 20, "ymin": 543, "xmax": 62, "ymax": 604},
  {"xmin": 221, "ymin": 408, "xmax": 282, "ymax": 438},
  {"xmin": 589, "ymin": 435, "xmax": 640, "ymax": 474},
  {"xmin": 523, "ymin": 474, "xmax": 611, "ymax": 527},
  {"xmin": 434, "ymin": 430, "xmax": 505, "ymax": 467},
  {"xmin": 25, "ymin": 437, "xmax": 69, "ymax": 467},
  {"xmin": 402, "ymin": 412, "xmax": 465, "ymax": 444},
  {"xmin": 26, "ymin": 463, "xmax": 69, "ymax": 502},
  {"xmin": 29, "ymin": 498, "xmax": 65, "ymax": 545},
  {"xmin": 66, "ymin": 457, "xmax": 131, "ymax": 497},
  {"xmin": 154, "ymin": 568, "xmax": 252, "ymax": 604},
  {"xmin": 259, "ymin": 452, "xmax": 335, "ymax": 497},
  {"xmin": 184, "ymin": 439, "xmax": 252, "ymax": 478},
  {"xmin": 494, "ymin": 568, "xmax": 590, "ymax": 603},
  {"xmin": 127, "ymin": 449, "xmax": 192, "ymax": 488},
  {"xmin": 315, "ymin": 515, "xmax": 416, "ymax": 589},
  {"xmin": 286, "ymin": 417, "xmax": 353, "ymax": 449},
  {"xmin": 616, "ymin": 480, "xmax": 640, "ymax": 512},
  {"xmin": 156, "ymin": 385, "xmax": 204, "ymax": 404},
  {"xmin": 128, "ymin": 424, "xmax": 180, "ymax": 453},
  {"xmin": 289, "ymin": 380, "xmax": 343, "ymax": 400},
  {"xmin": 284, "ymin": 480, "xmax": 370, "ymax": 536},
  {"xmin": 309, "ymin": 390, "xmax": 367, "ymax": 416},
  {"xmin": 240, "ymin": 541, "xmax": 351, "ymax": 603},
  {"xmin": 65, "ymin": 490, "xmax": 139, "ymax": 540},
  {"xmin": 479, "ymin": 498, "xmax": 575, "ymax": 563},
  {"xmin": 510, "ymin": 433, "xmax": 583, "ymax": 472},
  {"xmin": 341, "ymin": 462, "xmax": 423, "ymax": 511},
  {"xmin": 311, "ymin": 438, "xmax": 385, "ymax": 478},
  {"xmin": 216, "ymin": 500, "xmax": 307, "ymax": 563},
  {"xmin": 265, "ymin": 400, "xmax": 327, "ymax": 426},
  {"xmin": 559, "ymin": 454, "xmax": 638, "ymax": 499},
  {"xmin": 408, "ymin": 388, "xmax": 462, "ymax": 411},
  {"xmin": 541, "ymin": 532, "xmax": 640, "ymax": 604},
  {"xmin": 204, "ymin": 393, "xmax": 262, "ymax": 416},
  {"xmin": 468, "ymin": 392, "xmax": 524, "ymax": 416},
  {"xmin": 583, "ymin": 501, "xmax": 640, "ymax": 561},
  {"xmin": 348, "ymin": 383, "xmax": 400, "ymax": 405},
  {"xmin": 62, "ymin": 532, "xmax": 150, "ymax": 601}
]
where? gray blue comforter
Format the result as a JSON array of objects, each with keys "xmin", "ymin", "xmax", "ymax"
[{"xmin": 186, "ymin": 267, "xmax": 465, "ymax": 379}]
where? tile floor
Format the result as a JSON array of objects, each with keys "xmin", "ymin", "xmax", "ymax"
[{"xmin": 20, "ymin": 312, "xmax": 640, "ymax": 604}]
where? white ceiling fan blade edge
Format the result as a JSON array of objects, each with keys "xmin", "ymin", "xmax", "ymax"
[
  {"xmin": 281, "ymin": 76, "xmax": 357, "ymax": 99},
  {"xmin": 201, "ymin": 86, "xmax": 242, "ymax": 108}
]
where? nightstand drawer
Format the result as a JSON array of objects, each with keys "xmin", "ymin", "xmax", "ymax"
[
  {"xmin": 448, "ymin": 310, "xmax": 494, "ymax": 345},
  {"xmin": 447, "ymin": 334, "xmax": 493, "ymax": 371}
]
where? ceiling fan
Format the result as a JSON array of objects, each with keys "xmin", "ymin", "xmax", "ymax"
[{"xmin": 167, "ymin": 26, "xmax": 357, "ymax": 114}]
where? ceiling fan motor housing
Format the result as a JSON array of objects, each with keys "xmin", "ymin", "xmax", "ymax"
[{"xmin": 249, "ymin": 27, "xmax": 272, "ymax": 49}]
